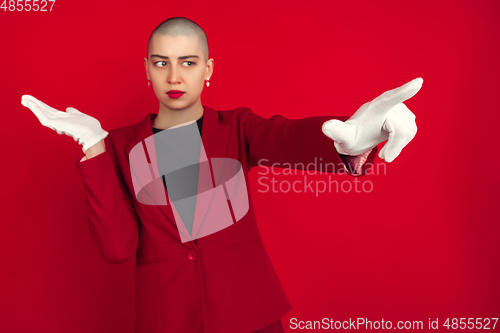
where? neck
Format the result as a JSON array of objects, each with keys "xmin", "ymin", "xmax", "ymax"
[{"xmin": 153, "ymin": 99, "xmax": 204, "ymax": 129}]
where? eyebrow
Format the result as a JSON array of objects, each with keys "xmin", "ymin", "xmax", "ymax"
[{"xmin": 150, "ymin": 54, "xmax": 200, "ymax": 60}]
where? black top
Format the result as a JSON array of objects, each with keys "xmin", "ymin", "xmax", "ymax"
[
  {"xmin": 152, "ymin": 115, "xmax": 204, "ymax": 235},
  {"xmin": 152, "ymin": 115, "xmax": 204, "ymax": 135}
]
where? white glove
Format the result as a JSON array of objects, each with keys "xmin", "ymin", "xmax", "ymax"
[
  {"xmin": 322, "ymin": 78, "xmax": 423, "ymax": 163},
  {"xmin": 21, "ymin": 95, "xmax": 109, "ymax": 153}
]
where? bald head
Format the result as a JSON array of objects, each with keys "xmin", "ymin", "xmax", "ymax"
[{"xmin": 147, "ymin": 17, "xmax": 209, "ymax": 63}]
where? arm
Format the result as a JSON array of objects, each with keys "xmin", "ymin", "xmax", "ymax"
[
  {"xmin": 21, "ymin": 95, "xmax": 139, "ymax": 263},
  {"xmin": 339, "ymin": 150, "xmax": 374, "ymax": 175},
  {"xmin": 75, "ymin": 133, "xmax": 140, "ymax": 264},
  {"xmin": 241, "ymin": 108, "xmax": 376, "ymax": 176},
  {"xmin": 80, "ymin": 139, "xmax": 106, "ymax": 161}
]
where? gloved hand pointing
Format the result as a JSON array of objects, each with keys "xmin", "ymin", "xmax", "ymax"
[
  {"xmin": 322, "ymin": 78, "xmax": 423, "ymax": 163},
  {"xmin": 21, "ymin": 95, "xmax": 109, "ymax": 153}
]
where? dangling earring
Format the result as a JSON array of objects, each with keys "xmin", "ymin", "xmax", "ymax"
[
  {"xmin": 148, "ymin": 80, "xmax": 150, "ymax": 87},
  {"xmin": 205, "ymin": 79, "xmax": 210, "ymax": 87}
]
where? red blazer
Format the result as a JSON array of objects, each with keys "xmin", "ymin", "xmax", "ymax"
[{"xmin": 74, "ymin": 106, "xmax": 377, "ymax": 333}]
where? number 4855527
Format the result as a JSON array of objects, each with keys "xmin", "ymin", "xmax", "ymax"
[{"xmin": 1, "ymin": 0, "xmax": 56, "ymax": 11}]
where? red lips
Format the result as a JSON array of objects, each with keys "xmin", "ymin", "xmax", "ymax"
[{"xmin": 167, "ymin": 90, "xmax": 185, "ymax": 99}]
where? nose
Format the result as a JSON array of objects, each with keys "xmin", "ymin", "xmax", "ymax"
[{"xmin": 167, "ymin": 64, "xmax": 181, "ymax": 84}]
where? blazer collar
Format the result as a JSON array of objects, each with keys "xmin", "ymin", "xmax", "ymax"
[
  {"xmin": 125, "ymin": 104, "xmax": 228, "ymax": 158},
  {"xmin": 124, "ymin": 105, "xmax": 231, "ymax": 246}
]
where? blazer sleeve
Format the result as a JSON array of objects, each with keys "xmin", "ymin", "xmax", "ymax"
[
  {"xmin": 74, "ymin": 133, "xmax": 140, "ymax": 264},
  {"xmin": 240, "ymin": 108, "xmax": 377, "ymax": 176}
]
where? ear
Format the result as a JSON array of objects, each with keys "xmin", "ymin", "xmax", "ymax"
[
  {"xmin": 205, "ymin": 58, "xmax": 214, "ymax": 79},
  {"xmin": 144, "ymin": 57, "xmax": 150, "ymax": 80}
]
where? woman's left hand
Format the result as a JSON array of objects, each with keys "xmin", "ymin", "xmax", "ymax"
[{"xmin": 321, "ymin": 77, "xmax": 423, "ymax": 163}]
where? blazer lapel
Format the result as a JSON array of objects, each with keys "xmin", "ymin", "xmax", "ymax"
[
  {"xmin": 124, "ymin": 106, "xmax": 231, "ymax": 243},
  {"xmin": 190, "ymin": 106, "xmax": 231, "ymax": 241}
]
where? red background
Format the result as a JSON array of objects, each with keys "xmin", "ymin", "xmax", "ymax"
[{"xmin": 1, "ymin": 0, "xmax": 499, "ymax": 332}]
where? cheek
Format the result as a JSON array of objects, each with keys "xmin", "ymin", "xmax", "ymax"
[
  {"xmin": 150, "ymin": 71, "xmax": 161, "ymax": 81},
  {"xmin": 193, "ymin": 70, "xmax": 206, "ymax": 84},
  {"xmin": 189, "ymin": 76, "xmax": 205, "ymax": 91}
]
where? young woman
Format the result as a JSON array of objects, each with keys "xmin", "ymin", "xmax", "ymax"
[{"xmin": 21, "ymin": 16, "xmax": 422, "ymax": 333}]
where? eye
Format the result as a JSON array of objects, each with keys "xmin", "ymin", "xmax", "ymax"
[
  {"xmin": 183, "ymin": 61, "xmax": 195, "ymax": 66},
  {"xmin": 155, "ymin": 61, "xmax": 167, "ymax": 67}
]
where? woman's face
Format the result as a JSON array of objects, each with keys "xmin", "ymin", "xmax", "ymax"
[{"xmin": 144, "ymin": 34, "xmax": 213, "ymax": 111}]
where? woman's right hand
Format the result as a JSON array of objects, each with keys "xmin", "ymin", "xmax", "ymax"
[{"xmin": 21, "ymin": 95, "xmax": 109, "ymax": 153}]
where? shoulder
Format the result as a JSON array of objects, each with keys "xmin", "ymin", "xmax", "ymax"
[
  {"xmin": 209, "ymin": 106, "xmax": 255, "ymax": 126},
  {"xmin": 107, "ymin": 123, "xmax": 135, "ymax": 142},
  {"xmin": 102, "ymin": 118, "xmax": 139, "ymax": 151}
]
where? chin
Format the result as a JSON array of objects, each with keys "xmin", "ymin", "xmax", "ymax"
[{"xmin": 162, "ymin": 101, "xmax": 189, "ymax": 111}]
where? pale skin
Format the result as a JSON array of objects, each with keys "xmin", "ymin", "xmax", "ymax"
[{"xmin": 85, "ymin": 33, "xmax": 214, "ymax": 159}]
